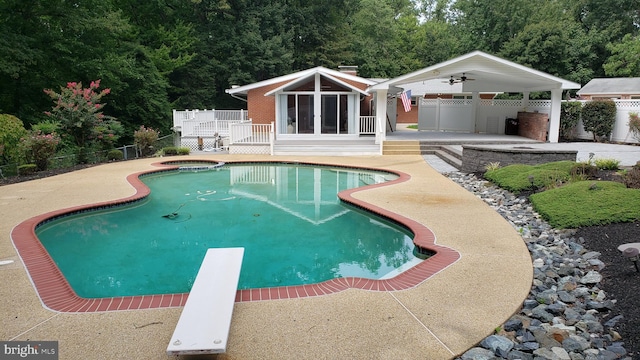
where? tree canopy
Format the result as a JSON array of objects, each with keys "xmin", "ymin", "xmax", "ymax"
[{"xmin": 1, "ymin": 0, "xmax": 639, "ymax": 142}]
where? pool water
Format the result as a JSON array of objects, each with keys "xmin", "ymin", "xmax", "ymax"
[{"xmin": 36, "ymin": 163, "xmax": 418, "ymax": 298}]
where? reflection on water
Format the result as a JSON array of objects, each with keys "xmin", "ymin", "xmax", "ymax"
[{"xmin": 37, "ymin": 164, "xmax": 417, "ymax": 298}]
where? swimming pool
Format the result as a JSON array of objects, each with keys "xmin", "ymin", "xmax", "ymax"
[{"xmin": 35, "ymin": 163, "xmax": 422, "ymax": 298}]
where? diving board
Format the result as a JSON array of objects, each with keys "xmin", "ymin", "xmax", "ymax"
[{"xmin": 166, "ymin": 247, "xmax": 245, "ymax": 355}]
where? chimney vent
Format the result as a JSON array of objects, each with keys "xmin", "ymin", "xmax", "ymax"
[{"xmin": 338, "ymin": 66, "xmax": 358, "ymax": 76}]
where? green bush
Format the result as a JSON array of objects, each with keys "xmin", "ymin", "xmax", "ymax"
[
  {"xmin": 560, "ymin": 101, "xmax": 582, "ymax": 140},
  {"xmin": 177, "ymin": 147, "xmax": 190, "ymax": 155},
  {"xmin": 581, "ymin": 99, "xmax": 617, "ymax": 141},
  {"xmin": 530, "ymin": 181, "xmax": 640, "ymax": 228},
  {"xmin": 594, "ymin": 158, "xmax": 620, "ymax": 170},
  {"xmin": 484, "ymin": 161, "xmax": 575, "ymax": 193},
  {"xmin": 570, "ymin": 162, "xmax": 597, "ymax": 181},
  {"xmin": 107, "ymin": 149, "xmax": 124, "ymax": 161},
  {"xmin": 0, "ymin": 114, "xmax": 28, "ymax": 165},
  {"xmin": 162, "ymin": 146, "xmax": 179, "ymax": 155},
  {"xmin": 18, "ymin": 164, "xmax": 37, "ymax": 175},
  {"xmin": 134, "ymin": 126, "xmax": 160, "ymax": 157}
]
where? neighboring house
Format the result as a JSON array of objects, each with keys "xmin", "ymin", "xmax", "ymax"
[{"xmin": 577, "ymin": 78, "xmax": 640, "ymax": 100}]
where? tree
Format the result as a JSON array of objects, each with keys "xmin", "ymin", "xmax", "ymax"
[
  {"xmin": 44, "ymin": 80, "xmax": 122, "ymax": 159},
  {"xmin": 604, "ymin": 34, "xmax": 640, "ymax": 77}
]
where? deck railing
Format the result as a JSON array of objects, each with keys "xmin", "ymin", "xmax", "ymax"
[
  {"xmin": 173, "ymin": 109, "xmax": 249, "ymax": 137},
  {"xmin": 359, "ymin": 116, "xmax": 376, "ymax": 135},
  {"xmin": 229, "ymin": 122, "xmax": 273, "ymax": 145}
]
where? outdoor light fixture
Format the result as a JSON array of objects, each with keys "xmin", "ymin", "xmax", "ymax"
[{"xmin": 622, "ymin": 246, "xmax": 640, "ymax": 273}]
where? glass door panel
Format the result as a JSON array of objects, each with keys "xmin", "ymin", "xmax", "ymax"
[
  {"xmin": 321, "ymin": 95, "xmax": 337, "ymax": 134},
  {"xmin": 297, "ymin": 95, "xmax": 314, "ymax": 134}
]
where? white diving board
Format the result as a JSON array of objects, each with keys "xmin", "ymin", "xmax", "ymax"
[{"xmin": 166, "ymin": 247, "xmax": 245, "ymax": 355}]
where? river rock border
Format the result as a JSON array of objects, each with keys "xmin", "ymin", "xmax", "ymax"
[{"xmin": 447, "ymin": 172, "xmax": 630, "ymax": 360}]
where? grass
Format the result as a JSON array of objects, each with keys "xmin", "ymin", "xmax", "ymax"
[
  {"xmin": 530, "ymin": 181, "xmax": 640, "ymax": 228},
  {"xmin": 485, "ymin": 161, "xmax": 640, "ymax": 228},
  {"xmin": 484, "ymin": 161, "xmax": 576, "ymax": 193}
]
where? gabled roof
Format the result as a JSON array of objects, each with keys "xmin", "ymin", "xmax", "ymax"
[
  {"xmin": 225, "ymin": 66, "xmax": 377, "ymax": 96},
  {"xmin": 577, "ymin": 78, "xmax": 640, "ymax": 95},
  {"xmin": 263, "ymin": 71, "xmax": 370, "ymax": 96},
  {"xmin": 369, "ymin": 51, "xmax": 581, "ymax": 93}
]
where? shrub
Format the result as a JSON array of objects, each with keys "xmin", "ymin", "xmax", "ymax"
[
  {"xmin": 628, "ymin": 112, "xmax": 640, "ymax": 142},
  {"xmin": 31, "ymin": 120, "xmax": 60, "ymax": 135},
  {"xmin": 594, "ymin": 158, "xmax": 620, "ymax": 170},
  {"xmin": 162, "ymin": 146, "xmax": 179, "ymax": 156},
  {"xmin": 581, "ymin": 99, "xmax": 617, "ymax": 142},
  {"xmin": 570, "ymin": 162, "xmax": 598, "ymax": 180},
  {"xmin": 177, "ymin": 147, "xmax": 190, "ymax": 155},
  {"xmin": 0, "ymin": 114, "xmax": 28, "ymax": 165},
  {"xmin": 107, "ymin": 149, "xmax": 124, "ymax": 161},
  {"xmin": 623, "ymin": 167, "xmax": 640, "ymax": 189},
  {"xmin": 560, "ymin": 101, "xmax": 582, "ymax": 140},
  {"xmin": 21, "ymin": 130, "xmax": 61, "ymax": 171},
  {"xmin": 484, "ymin": 161, "xmax": 575, "ymax": 193},
  {"xmin": 44, "ymin": 80, "xmax": 121, "ymax": 150},
  {"xmin": 18, "ymin": 164, "xmax": 37, "ymax": 175},
  {"xmin": 134, "ymin": 126, "xmax": 160, "ymax": 157}
]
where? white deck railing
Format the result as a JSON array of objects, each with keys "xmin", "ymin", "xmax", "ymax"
[
  {"xmin": 229, "ymin": 122, "xmax": 273, "ymax": 145},
  {"xmin": 173, "ymin": 109, "xmax": 249, "ymax": 137},
  {"xmin": 359, "ymin": 116, "xmax": 376, "ymax": 135}
]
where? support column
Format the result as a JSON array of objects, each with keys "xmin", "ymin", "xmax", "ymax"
[
  {"xmin": 548, "ymin": 88, "xmax": 562, "ymax": 143},
  {"xmin": 375, "ymin": 89, "xmax": 388, "ymax": 144},
  {"xmin": 471, "ymin": 91, "xmax": 479, "ymax": 133}
]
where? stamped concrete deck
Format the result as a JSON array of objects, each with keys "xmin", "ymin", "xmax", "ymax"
[{"xmin": 0, "ymin": 154, "xmax": 533, "ymax": 359}]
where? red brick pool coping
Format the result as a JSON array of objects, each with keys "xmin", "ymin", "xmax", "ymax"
[{"xmin": 11, "ymin": 160, "xmax": 460, "ymax": 313}]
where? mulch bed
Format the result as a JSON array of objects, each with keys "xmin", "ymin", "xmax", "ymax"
[{"xmin": 575, "ymin": 221, "xmax": 640, "ymax": 357}]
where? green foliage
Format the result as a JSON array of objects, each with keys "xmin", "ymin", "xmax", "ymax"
[
  {"xmin": 570, "ymin": 162, "xmax": 598, "ymax": 181},
  {"xmin": 134, "ymin": 126, "xmax": 160, "ymax": 157},
  {"xmin": 594, "ymin": 158, "xmax": 620, "ymax": 170},
  {"xmin": 560, "ymin": 101, "xmax": 582, "ymax": 140},
  {"xmin": 177, "ymin": 147, "xmax": 190, "ymax": 155},
  {"xmin": 628, "ymin": 112, "xmax": 640, "ymax": 142},
  {"xmin": 604, "ymin": 34, "xmax": 640, "ymax": 77},
  {"xmin": 107, "ymin": 149, "xmax": 124, "ymax": 161},
  {"xmin": 44, "ymin": 80, "xmax": 122, "ymax": 151},
  {"xmin": 484, "ymin": 161, "xmax": 576, "ymax": 193},
  {"xmin": 0, "ymin": 114, "xmax": 28, "ymax": 165},
  {"xmin": 31, "ymin": 120, "xmax": 60, "ymax": 135},
  {"xmin": 581, "ymin": 100, "xmax": 617, "ymax": 141},
  {"xmin": 530, "ymin": 181, "xmax": 640, "ymax": 228},
  {"xmin": 17, "ymin": 164, "xmax": 37, "ymax": 176},
  {"xmin": 20, "ymin": 130, "xmax": 60, "ymax": 171},
  {"xmin": 162, "ymin": 147, "xmax": 179, "ymax": 156}
]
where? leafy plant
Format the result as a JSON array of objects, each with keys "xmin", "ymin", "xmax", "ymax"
[
  {"xmin": 177, "ymin": 147, "xmax": 190, "ymax": 155},
  {"xmin": 484, "ymin": 162, "xmax": 501, "ymax": 171},
  {"xmin": 17, "ymin": 164, "xmax": 37, "ymax": 176},
  {"xmin": 107, "ymin": 149, "xmax": 124, "ymax": 161},
  {"xmin": 560, "ymin": 101, "xmax": 582, "ymax": 140},
  {"xmin": 581, "ymin": 99, "xmax": 617, "ymax": 142},
  {"xmin": 628, "ymin": 111, "xmax": 640, "ymax": 142},
  {"xmin": 594, "ymin": 158, "xmax": 620, "ymax": 170},
  {"xmin": 44, "ymin": 80, "xmax": 122, "ymax": 155},
  {"xmin": 484, "ymin": 161, "xmax": 575, "ymax": 193},
  {"xmin": 0, "ymin": 114, "xmax": 28, "ymax": 165},
  {"xmin": 134, "ymin": 126, "xmax": 160, "ymax": 157},
  {"xmin": 21, "ymin": 130, "xmax": 61, "ymax": 171}
]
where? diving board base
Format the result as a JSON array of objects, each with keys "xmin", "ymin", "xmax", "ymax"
[{"xmin": 166, "ymin": 247, "xmax": 244, "ymax": 355}]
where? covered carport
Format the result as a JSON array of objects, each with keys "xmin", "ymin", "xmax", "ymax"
[{"xmin": 368, "ymin": 51, "xmax": 581, "ymax": 143}]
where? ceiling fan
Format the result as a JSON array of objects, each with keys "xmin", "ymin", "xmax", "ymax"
[{"xmin": 443, "ymin": 73, "xmax": 475, "ymax": 86}]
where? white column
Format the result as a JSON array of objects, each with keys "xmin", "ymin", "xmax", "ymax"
[
  {"xmin": 375, "ymin": 89, "xmax": 388, "ymax": 144},
  {"xmin": 548, "ymin": 88, "xmax": 562, "ymax": 143},
  {"xmin": 471, "ymin": 91, "xmax": 479, "ymax": 132},
  {"xmin": 522, "ymin": 92, "xmax": 530, "ymax": 111}
]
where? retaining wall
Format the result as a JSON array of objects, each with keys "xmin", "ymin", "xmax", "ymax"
[{"xmin": 461, "ymin": 145, "xmax": 578, "ymax": 173}]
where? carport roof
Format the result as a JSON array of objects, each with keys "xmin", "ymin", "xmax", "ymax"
[{"xmin": 368, "ymin": 51, "xmax": 581, "ymax": 93}]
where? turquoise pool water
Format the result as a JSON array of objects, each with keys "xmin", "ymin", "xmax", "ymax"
[{"xmin": 36, "ymin": 163, "xmax": 419, "ymax": 298}]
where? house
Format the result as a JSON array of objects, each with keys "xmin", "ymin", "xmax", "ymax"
[
  {"xmin": 225, "ymin": 66, "xmax": 380, "ymax": 140},
  {"xmin": 174, "ymin": 51, "xmax": 581, "ymax": 154},
  {"xmin": 577, "ymin": 78, "xmax": 640, "ymax": 100}
]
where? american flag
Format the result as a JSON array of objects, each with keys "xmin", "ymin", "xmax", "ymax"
[{"xmin": 401, "ymin": 90, "xmax": 412, "ymax": 112}]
